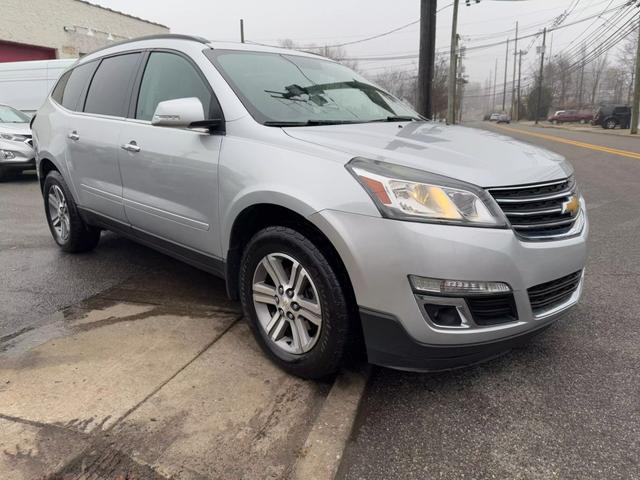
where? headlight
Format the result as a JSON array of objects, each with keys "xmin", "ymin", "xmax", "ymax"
[
  {"xmin": 346, "ymin": 157, "xmax": 506, "ymax": 227},
  {"xmin": 0, "ymin": 133, "xmax": 28, "ymax": 142}
]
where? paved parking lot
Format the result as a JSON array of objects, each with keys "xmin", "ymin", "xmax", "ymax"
[
  {"xmin": 1, "ymin": 123, "xmax": 639, "ymax": 479},
  {"xmin": 0, "ymin": 176, "xmax": 342, "ymax": 479}
]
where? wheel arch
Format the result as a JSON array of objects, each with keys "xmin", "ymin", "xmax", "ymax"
[
  {"xmin": 38, "ymin": 157, "xmax": 59, "ymax": 192},
  {"xmin": 224, "ymin": 202, "xmax": 356, "ymax": 315}
]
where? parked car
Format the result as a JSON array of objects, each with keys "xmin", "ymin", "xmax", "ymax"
[
  {"xmin": 496, "ymin": 114, "xmax": 510, "ymax": 124},
  {"xmin": 0, "ymin": 104, "xmax": 35, "ymax": 179},
  {"xmin": 489, "ymin": 113, "xmax": 501, "ymax": 121},
  {"xmin": 592, "ymin": 105, "xmax": 631, "ymax": 129},
  {"xmin": 0, "ymin": 59, "xmax": 76, "ymax": 115},
  {"xmin": 32, "ymin": 35, "xmax": 588, "ymax": 379},
  {"xmin": 547, "ymin": 110, "xmax": 593, "ymax": 124}
]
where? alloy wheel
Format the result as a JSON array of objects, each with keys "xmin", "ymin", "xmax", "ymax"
[
  {"xmin": 48, "ymin": 185, "xmax": 70, "ymax": 242},
  {"xmin": 251, "ymin": 252, "xmax": 322, "ymax": 355}
]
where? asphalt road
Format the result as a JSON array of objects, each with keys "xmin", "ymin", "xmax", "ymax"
[
  {"xmin": 338, "ymin": 123, "xmax": 640, "ymax": 480},
  {"xmin": 0, "ymin": 173, "xmax": 228, "ymax": 339}
]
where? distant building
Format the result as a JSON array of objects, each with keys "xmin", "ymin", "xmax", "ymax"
[{"xmin": 0, "ymin": 0, "xmax": 168, "ymax": 62}]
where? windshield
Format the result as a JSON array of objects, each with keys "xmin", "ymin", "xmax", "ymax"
[
  {"xmin": 205, "ymin": 50, "xmax": 421, "ymax": 126},
  {"xmin": 0, "ymin": 105, "xmax": 30, "ymax": 123}
]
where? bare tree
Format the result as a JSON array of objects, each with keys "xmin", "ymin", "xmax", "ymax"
[
  {"xmin": 278, "ymin": 39, "xmax": 359, "ymax": 71},
  {"xmin": 588, "ymin": 55, "xmax": 608, "ymax": 106},
  {"xmin": 619, "ymin": 35, "xmax": 639, "ymax": 104}
]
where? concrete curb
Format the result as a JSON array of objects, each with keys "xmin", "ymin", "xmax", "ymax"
[{"xmin": 291, "ymin": 367, "xmax": 369, "ymax": 480}]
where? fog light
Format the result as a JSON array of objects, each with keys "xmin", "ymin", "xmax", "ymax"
[
  {"xmin": 409, "ymin": 275, "xmax": 511, "ymax": 295},
  {"xmin": 0, "ymin": 149, "xmax": 15, "ymax": 159},
  {"xmin": 424, "ymin": 304, "xmax": 462, "ymax": 327}
]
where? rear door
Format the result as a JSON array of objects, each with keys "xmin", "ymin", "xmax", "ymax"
[
  {"xmin": 613, "ymin": 107, "xmax": 631, "ymax": 127},
  {"xmin": 118, "ymin": 50, "xmax": 223, "ymax": 256},
  {"xmin": 66, "ymin": 52, "xmax": 142, "ymax": 222}
]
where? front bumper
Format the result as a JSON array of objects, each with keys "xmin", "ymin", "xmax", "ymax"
[
  {"xmin": 0, "ymin": 140, "xmax": 36, "ymax": 171},
  {"xmin": 310, "ymin": 209, "xmax": 588, "ymax": 369}
]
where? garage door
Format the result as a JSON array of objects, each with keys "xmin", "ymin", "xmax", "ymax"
[{"xmin": 0, "ymin": 40, "xmax": 56, "ymax": 62}]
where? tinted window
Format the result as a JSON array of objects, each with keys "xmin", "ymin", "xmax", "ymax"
[
  {"xmin": 613, "ymin": 107, "xmax": 628, "ymax": 114},
  {"xmin": 84, "ymin": 53, "xmax": 141, "ymax": 117},
  {"xmin": 136, "ymin": 52, "xmax": 214, "ymax": 121},
  {"xmin": 52, "ymin": 62, "xmax": 96, "ymax": 111},
  {"xmin": 51, "ymin": 71, "xmax": 70, "ymax": 104}
]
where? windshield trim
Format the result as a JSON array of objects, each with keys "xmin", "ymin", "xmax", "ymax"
[{"xmin": 203, "ymin": 48, "xmax": 421, "ymax": 127}]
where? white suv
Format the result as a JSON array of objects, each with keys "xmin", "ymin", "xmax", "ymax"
[{"xmin": 32, "ymin": 35, "xmax": 588, "ymax": 379}]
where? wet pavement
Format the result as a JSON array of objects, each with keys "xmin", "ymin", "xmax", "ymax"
[{"xmin": 0, "ymin": 174, "xmax": 332, "ymax": 479}]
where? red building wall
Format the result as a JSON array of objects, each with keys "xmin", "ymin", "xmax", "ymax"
[{"xmin": 0, "ymin": 40, "xmax": 56, "ymax": 62}]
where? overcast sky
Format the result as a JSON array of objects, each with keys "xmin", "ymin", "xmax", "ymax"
[{"xmin": 91, "ymin": 0, "xmax": 631, "ymax": 86}]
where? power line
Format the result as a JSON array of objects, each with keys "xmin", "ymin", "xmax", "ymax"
[{"xmin": 337, "ymin": 3, "xmax": 629, "ymax": 61}]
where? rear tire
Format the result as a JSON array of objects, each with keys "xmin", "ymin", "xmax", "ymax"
[
  {"xmin": 43, "ymin": 170, "xmax": 101, "ymax": 253},
  {"xmin": 239, "ymin": 226, "xmax": 351, "ymax": 379}
]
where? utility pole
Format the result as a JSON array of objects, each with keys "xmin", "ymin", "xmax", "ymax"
[
  {"xmin": 492, "ymin": 58, "xmax": 498, "ymax": 111},
  {"xmin": 535, "ymin": 27, "xmax": 547, "ymax": 125},
  {"xmin": 578, "ymin": 44, "xmax": 585, "ymax": 108},
  {"xmin": 240, "ymin": 19, "xmax": 245, "ymax": 43},
  {"xmin": 502, "ymin": 38, "xmax": 509, "ymax": 112},
  {"xmin": 631, "ymin": 17, "xmax": 640, "ymax": 134},
  {"xmin": 457, "ymin": 49, "xmax": 464, "ymax": 123},
  {"xmin": 510, "ymin": 22, "xmax": 518, "ymax": 119},
  {"xmin": 516, "ymin": 50, "xmax": 523, "ymax": 121},
  {"xmin": 447, "ymin": 0, "xmax": 460, "ymax": 124},
  {"xmin": 417, "ymin": 0, "xmax": 438, "ymax": 119}
]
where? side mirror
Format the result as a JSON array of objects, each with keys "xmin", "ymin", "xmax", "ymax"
[{"xmin": 151, "ymin": 97, "xmax": 222, "ymax": 132}]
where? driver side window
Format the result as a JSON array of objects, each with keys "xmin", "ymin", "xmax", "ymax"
[{"xmin": 136, "ymin": 52, "xmax": 216, "ymax": 121}]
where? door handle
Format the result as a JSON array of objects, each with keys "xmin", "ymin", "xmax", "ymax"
[
  {"xmin": 67, "ymin": 131, "xmax": 80, "ymax": 141},
  {"xmin": 120, "ymin": 141, "xmax": 141, "ymax": 153}
]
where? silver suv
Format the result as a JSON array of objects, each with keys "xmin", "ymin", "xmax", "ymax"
[{"xmin": 32, "ymin": 35, "xmax": 588, "ymax": 379}]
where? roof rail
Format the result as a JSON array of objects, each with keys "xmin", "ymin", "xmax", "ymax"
[{"xmin": 85, "ymin": 34, "xmax": 210, "ymax": 57}]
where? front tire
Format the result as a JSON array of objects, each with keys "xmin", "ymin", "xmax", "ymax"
[
  {"xmin": 604, "ymin": 118, "xmax": 617, "ymax": 130},
  {"xmin": 43, "ymin": 171, "xmax": 101, "ymax": 253},
  {"xmin": 239, "ymin": 226, "xmax": 351, "ymax": 379}
]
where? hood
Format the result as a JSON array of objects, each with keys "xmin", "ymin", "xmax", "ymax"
[
  {"xmin": 0, "ymin": 122, "xmax": 31, "ymax": 136},
  {"xmin": 283, "ymin": 122, "xmax": 572, "ymax": 187}
]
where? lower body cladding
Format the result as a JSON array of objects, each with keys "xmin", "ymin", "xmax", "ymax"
[{"xmin": 310, "ymin": 209, "xmax": 588, "ymax": 371}]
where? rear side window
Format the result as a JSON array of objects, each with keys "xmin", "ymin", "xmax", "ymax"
[
  {"xmin": 51, "ymin": 71, "xmax": 70, "ymax": 104},
  {"xmin": 613, "ymin": 107, "xmax": 628, "ymax": 114},
  {"xmin": 135, "ymin": 51, "xmax": 214, "ymax": 121},
  {"xmin": 84, "ymin": 53, "xmax": 141, "ymax": 117},
  {"xmin": 51, "ymin": 62, "xmax": 96, "ymax": 111}
]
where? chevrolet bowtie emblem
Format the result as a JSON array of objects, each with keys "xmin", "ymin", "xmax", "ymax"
[{"xmin": 562, "ymin": 195, "xmax": 580, "ymax": 217}]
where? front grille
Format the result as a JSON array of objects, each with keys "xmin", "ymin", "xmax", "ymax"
[
  {"xmin": 487, "ymin": 177, "xmax": 581, "ymax": 240},
  {"xmin": 528, "ymin": 270, "xmax": 582, "ymax": 313},
  {"xmin": 466, "ymin": 294, "xmax": 518, "ymax": 326}
]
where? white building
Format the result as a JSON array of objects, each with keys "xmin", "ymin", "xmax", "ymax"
[{"xmin": 0, "ymin": 0, "xmax": 168, "ymax": 62}]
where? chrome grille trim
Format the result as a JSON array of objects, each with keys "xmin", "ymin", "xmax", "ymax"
[
  {"xmin": 487, "ymin": 177, "xmax": 582, "ymax": 241},
  {"xmin": 492, "ymin": 190, "xmax": 575, "ymax": 203}
]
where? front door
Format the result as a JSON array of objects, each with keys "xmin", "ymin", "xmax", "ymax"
[{"xmin": 118, "ymin": 51, "xmax": 223, "ymax": 256}]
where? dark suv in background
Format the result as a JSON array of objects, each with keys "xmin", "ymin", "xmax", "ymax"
[{"xmin": 592, "ymin": 105, "xmax": 631, "ymax": 129}]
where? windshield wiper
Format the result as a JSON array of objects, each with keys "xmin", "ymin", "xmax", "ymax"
[
  {"xmin": 371, "ymin": 116, "xmax": 422, "ymax": 123},
  {"xmin": 264, "ymin": 119, "xmax": 362, "ymax": 127}
]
